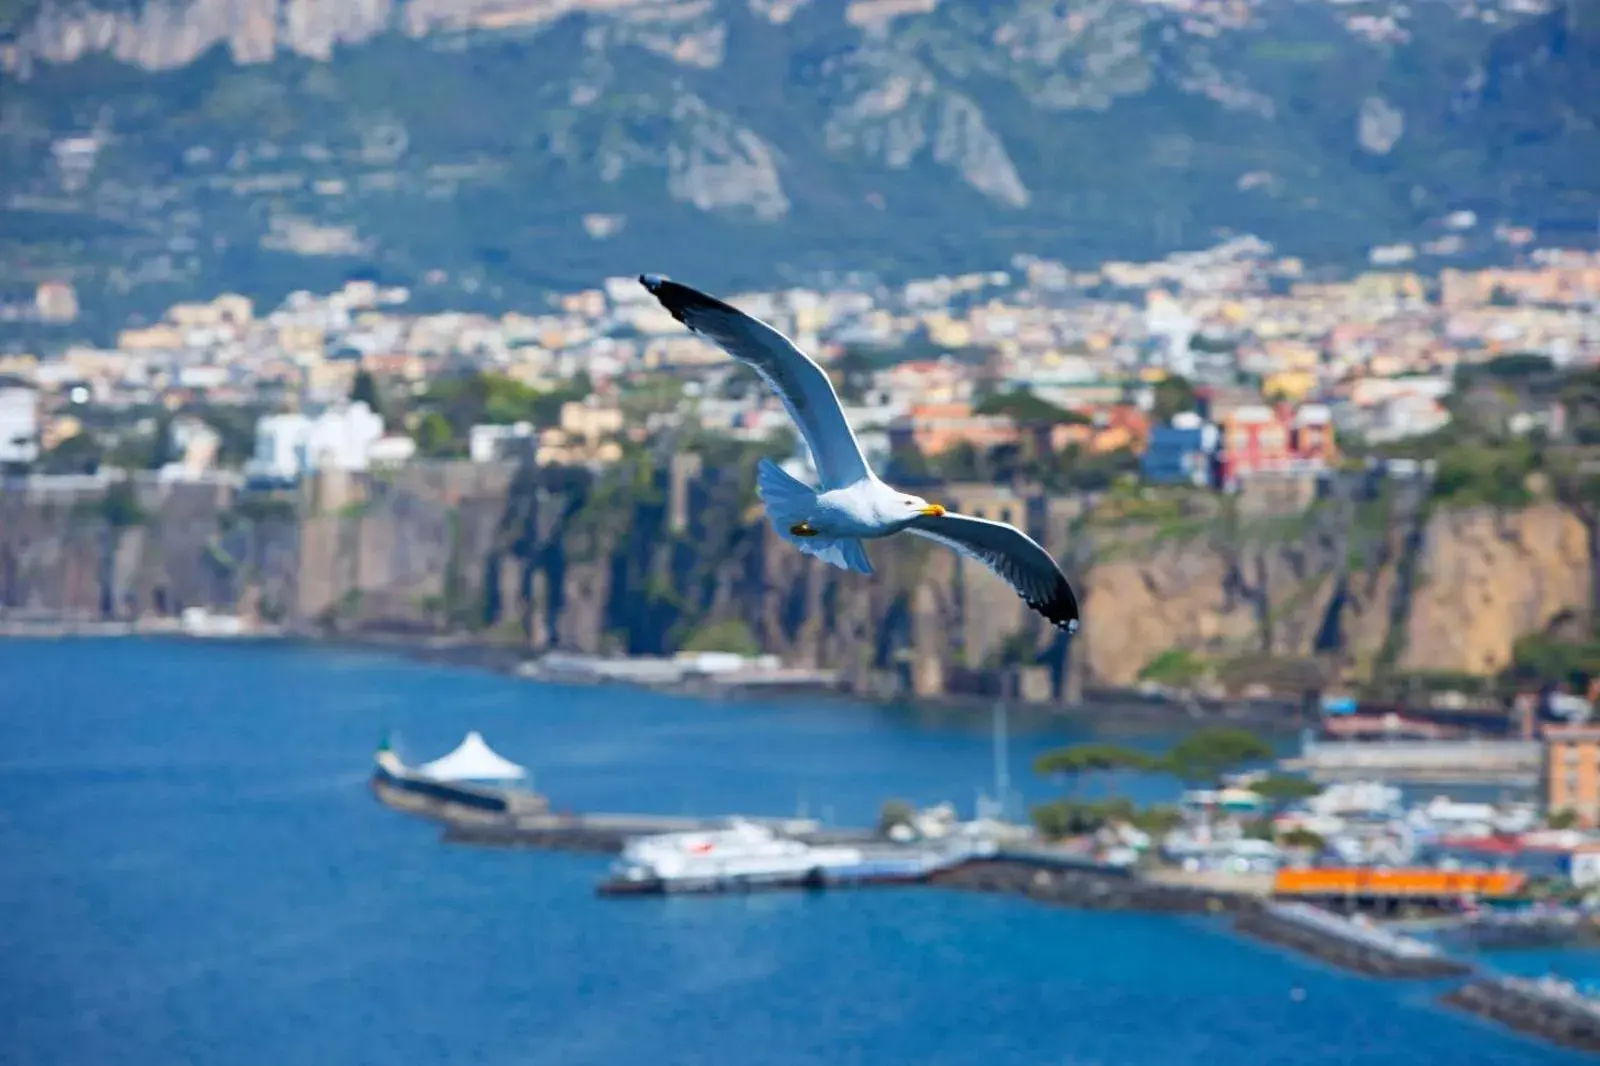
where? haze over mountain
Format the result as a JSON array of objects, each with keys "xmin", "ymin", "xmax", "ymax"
[{"xmin": 2, "ymin": 0, "xmax": 1598, "ymax": 333}]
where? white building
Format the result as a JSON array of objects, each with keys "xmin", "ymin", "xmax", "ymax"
[
  {"xmin": 0, "ymin": 378, "xmax": 40, "ymax": 465},
  {"xmin": 246, "ymin": 402, "xmax": 385, "ymax": 482},
  {"xmin": 159, "ymin": 416, "xmax": 221, "ymax": 481},
  {"xmin": 469, "ymin": 421, "xmax": 535, "ymax": 463}
]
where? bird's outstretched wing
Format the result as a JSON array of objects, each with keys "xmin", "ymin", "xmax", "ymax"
[
  {"xmin": 906, "ymin": 512, "xmax": 1080, "ymax": 634},
  {"xmin": 639, "ymin": 275, "xmax": 870, "ymax": 490}
]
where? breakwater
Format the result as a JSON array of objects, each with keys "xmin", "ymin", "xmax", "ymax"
[
  {"xmin": 1235, "ymin": 902, "xmax": 1470, "ymax": 979},
  {"xmin": 1444, "ymin": 979, "xmax": 1600, "ymax": 1054},
  {"xmin": 927, "ymin": 857, "xmax": 1256, "ymax": 916}
]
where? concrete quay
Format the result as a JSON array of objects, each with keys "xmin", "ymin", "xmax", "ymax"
[
  {"xmin": 1281, "ymin": 738, "xmax": 1539, "ymax": 786},
  {"xmin": 1443, "ymin": 978, "xmax": 1600, "ymax": 1054}
]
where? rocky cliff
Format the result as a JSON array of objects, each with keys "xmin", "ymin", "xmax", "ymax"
[{"xmin": 3, "ymin": 459, "xmax": 1592, "ymax": 696}]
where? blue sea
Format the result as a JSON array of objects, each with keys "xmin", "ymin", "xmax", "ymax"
[{"xmin": 0, "ymin": 638, "xmax": 1588, "ymax": 1065}]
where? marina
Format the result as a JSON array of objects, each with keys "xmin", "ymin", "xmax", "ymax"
[{"xmin": 366, "ymin": 722, "xmax": 1600, "ymax": 1054}]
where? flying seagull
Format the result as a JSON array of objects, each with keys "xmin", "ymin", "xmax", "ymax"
[{"xmin": 639, "ymin": 274, "xmax": 1081, "ymax": 635}]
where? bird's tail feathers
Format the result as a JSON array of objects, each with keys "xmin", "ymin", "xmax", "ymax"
[
  {"xmin": 756, "ymin": 457, "xmax": 816, "ymax": 527},
  {"xmin": 756, "ymin": 458, "xmax": 873, "ymax": 576}
]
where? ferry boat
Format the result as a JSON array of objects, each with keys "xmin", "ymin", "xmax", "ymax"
[{"xmin": 598, "ymin": 818, "xmax": 994, "ymax": 896}]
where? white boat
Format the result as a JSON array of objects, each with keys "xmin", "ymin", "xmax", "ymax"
[{"xmin": 602, "ymin": 818, "xmax": 991, "ymax": 895}]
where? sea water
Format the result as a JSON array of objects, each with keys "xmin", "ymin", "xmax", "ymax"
[{"xmin": 0, "ymin": 638, "xmax": 1588, "ymax": 1065}]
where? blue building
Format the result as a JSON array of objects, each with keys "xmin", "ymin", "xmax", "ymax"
[{"xmin": 1140, "ymin": 416, "xmax": 1219, "ymax": 487}]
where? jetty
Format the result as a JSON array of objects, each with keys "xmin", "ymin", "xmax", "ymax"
[
  {"xmin": 1234, "ymin": 902, "xmax": 1469, "ymax": 979},
  {"xmin": 1443, "ymin": 977, "xmax": 1600, "ymax": 1053}
]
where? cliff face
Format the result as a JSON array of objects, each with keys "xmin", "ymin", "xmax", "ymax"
[{"xmin": 1, "ymin": 461, "xmax": 1592, "ymax": 695}]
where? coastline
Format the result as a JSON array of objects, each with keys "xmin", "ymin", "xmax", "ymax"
[{"xmin": 0, "ymin": 617, "xmax": 1315, "ymax": 732}]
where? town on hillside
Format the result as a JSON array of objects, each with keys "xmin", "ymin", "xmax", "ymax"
[{"xmin": 2, "ymin": 235, "xmax": 1596, "ymax": 491}]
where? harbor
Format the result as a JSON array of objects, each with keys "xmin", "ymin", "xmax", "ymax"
[
  {"xmin": 368, "ymin": 743, "xmax": 1551, "ymax": 993},
  {"xmin": 366, "ymin": 688, "xmax": 1600, "ymax": 1056}
]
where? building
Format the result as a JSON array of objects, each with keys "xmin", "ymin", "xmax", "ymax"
[
  {"xmin": 34, "ymin": 281, "xmax": 79, "ymax": 324},
  {"xmin": 1544, "ymin": 725, "xmax": 1600, "ymax": 826},
  {"xmin": 469, "ymin": 422, "xmax": 535, "ymax": 463},
  {"xmin": 160, "ymin": 416, "xmax": 221, "ymax": 481},
  {"xmin": 889, "ymin": 402, "xmax": 1017, "ymax": 457},
  {"xmin": 1141, "ymin": 414, "xmax": 1219, "ymax": 487},
  {"xmin": 1216, "ymin": 403, "xmax": 1337, "ymax": 488},
  {"xmin": 246, "ymin": 402, "xmax": 385, "ymax": 483},
  {"xmin": 0, "ymin": 377, "xmax": 40, "ymax": 465}
]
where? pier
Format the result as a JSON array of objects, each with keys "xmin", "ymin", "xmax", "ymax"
[{"xmin": 1280, "ymin": 737, "xmax": 1540, "ymax": 786}]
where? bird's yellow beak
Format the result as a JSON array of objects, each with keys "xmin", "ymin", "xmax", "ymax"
[{"xmin": 919, "ymin": 503, "xmax": 946, "ymax": 517}]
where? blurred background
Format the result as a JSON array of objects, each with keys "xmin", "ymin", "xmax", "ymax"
[{"xmin": 5, "ymin": 2, "xmax": 1600, "ymax": 1063}]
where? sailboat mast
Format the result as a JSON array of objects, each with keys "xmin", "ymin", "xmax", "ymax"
[{"xmin": 992, "ymin": 701, "xmax": 1010, "ymax": 820}]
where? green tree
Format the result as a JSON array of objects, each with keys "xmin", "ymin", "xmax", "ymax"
[
  {"xmin": 1151, "ymin": 375, "xmax": 1201, "ymax": 422},
  {"xmin": 1031, "ymin": 797, "xmax": 1137, "ymax": 839},
  {"xmin": 415, "ymin": 411, "xmax": 458, "ymax": 457},
  {"xmin": 1160, "ymin": 727, "xmax": 1274, "ymax": 786},
  {"xmin": 878, "ymin": 798, "xmax": 915, "ymax": 835},
  {"xmin": 38, "ymin": 431, "xmax": 103, "ymax": 474},
  {"xmin": 975, "ymin": 388, "xmax": 1085, "ymax": 425},
  {"xmin": 1544, "ymin": 450, "xmax": 1600, "ymax": 626},
  {"xmin": 350, "ymin": 369, "xmax": 385, "ymax": 425},
  {"xmin": 1278, "ymin": 826, "xmax": 1327, "ymax": 851},
  {"xmin": 1033, "ymin": 743, "xmax": 1155, "ymax": 796},
  {"xmin": 1549, "ymin": 808, "xmax": 1581, "ymax": 830},
  {"xmin": 1128, "ymin": 804, "xmax": 1185, "ymax": 836},
  {"xmin": 1248, "ymin": 773, "xmax": 1322, "ymax": 810}
]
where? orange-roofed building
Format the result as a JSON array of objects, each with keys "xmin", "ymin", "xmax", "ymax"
[{"xmin": 890, "ymin": 402, "xmax": 1018, "ymax": 456}]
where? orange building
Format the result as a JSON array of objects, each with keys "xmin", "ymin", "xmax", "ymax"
[
  {"xmin": 1545, "ymin": 725, "xmax": 1600, "ymax": 826},
  {"xmin": 891, "ymin": 402, "xmax": 1018, "ymax": 456},
  {"xmin": 1049, "ymin": 404, "xmax": 1151, "ymax": 455},
  {"xmin": 1273, "ymin": 868, "xmax": 1526, "ymax": 900}
]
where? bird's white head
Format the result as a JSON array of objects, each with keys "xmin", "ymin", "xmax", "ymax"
[{"xmin": 894, "ymin": 492, "xmax": 945, "ymax": 526}]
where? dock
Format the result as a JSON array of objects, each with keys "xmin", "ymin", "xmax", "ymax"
[{"xmin": 1280, "ymin": 738, "xmax": 1540, "ymax": 786}]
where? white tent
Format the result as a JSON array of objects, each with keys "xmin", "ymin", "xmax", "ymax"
[{"xmin": 415, "ymin": 731, "xmax": 528, "ymax": 783}]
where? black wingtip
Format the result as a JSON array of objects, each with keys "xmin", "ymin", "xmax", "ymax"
[
  {"xmin": 1029, "ymin": 573, "xmax": 1081, "ymax": 636},
  {"xmin": 637, "ymin": 274, "xmax": 737, "ymax": 328}
]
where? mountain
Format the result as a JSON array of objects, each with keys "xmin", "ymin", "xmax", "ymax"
[{"xmin": 2, "ymin": 0, "xmax": 1598, "ymax": 336}]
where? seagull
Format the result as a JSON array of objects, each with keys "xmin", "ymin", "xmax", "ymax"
[{"xmin": 639, "ymin": 274, "xmax": 1081, "ymax": 635}]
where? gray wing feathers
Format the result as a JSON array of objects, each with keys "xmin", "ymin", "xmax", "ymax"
[
  {"xmin": 907, "ymin": 513, "xmax": 1081, "ymax": 634},
  {"xmin": 639, "ymin": 277, "xmax": 870, "ymax": 489}
]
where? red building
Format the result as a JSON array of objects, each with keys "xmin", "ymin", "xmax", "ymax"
[{"xmin": 1216, "ymin": 402, "xmax": 1336, "ymax": 486}]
